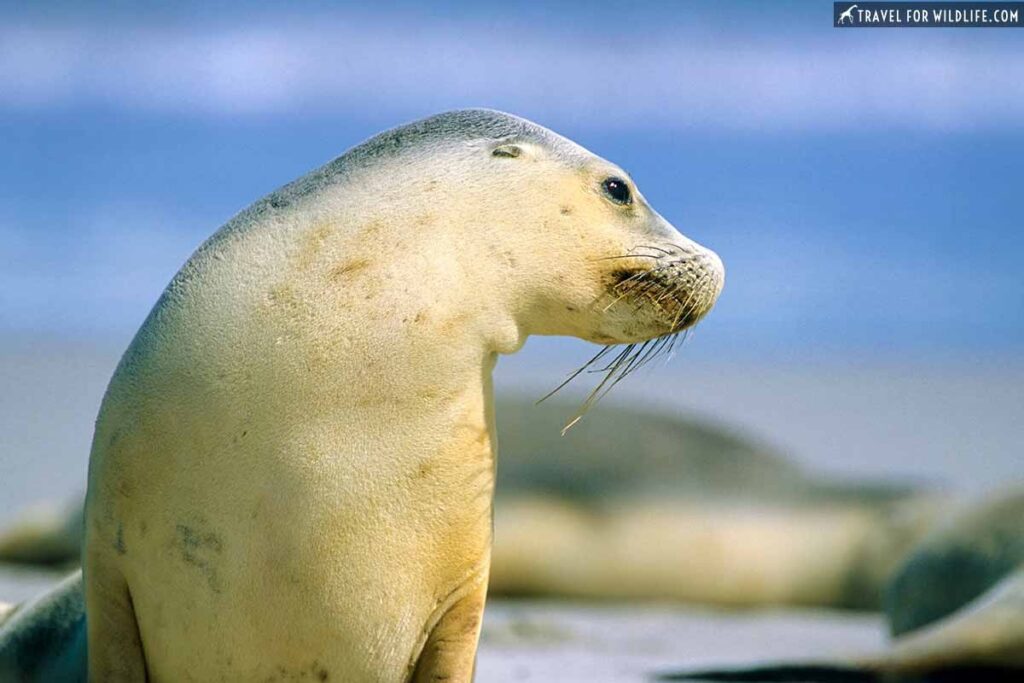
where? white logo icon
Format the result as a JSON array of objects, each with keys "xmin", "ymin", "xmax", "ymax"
[{"xmin": 838, "ymin": 4, "xmax": 858, "ymax": 24}]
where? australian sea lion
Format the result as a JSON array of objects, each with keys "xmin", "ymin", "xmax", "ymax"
[
  {"xmin": 884, "ymin": 487, "xmax": 1024, "ymax": 636},
  {"xmin": 859, "ymin": 488, "xmax": 1024, "ymax": 675},
  {"xmin": 0, "ymin": 500, "xmax": 83, "ymax": 568},
  {"xmin": 74, "ymin": 109, "xmax": 723, "ymax": 682},
  {"xmin": 659, "ymin": 486, "xmax": 1024, "ymax": 680},
  {"xmin": 0, "ymin": 572, "xmax": 84, "ymax": 682},
  {"xmin": 490, "ymin": 395, "xmax": 938, "ymax": 610}
]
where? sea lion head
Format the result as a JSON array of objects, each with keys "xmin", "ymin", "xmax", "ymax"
[
  {"xmin": 387, "ymin": 109, "xmax": 725, "ymax": 349},
  {"xmin": 502, "ymin": 143, "xmax": 726, "ymax": 347},
  {"xmin": 270, "ymin": 109, "xmax": 723, "ymax": 360}
]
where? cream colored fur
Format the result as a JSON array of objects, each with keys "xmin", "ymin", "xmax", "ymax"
[
  {"xmin": 490, "ymin": 496, "xmax": 938, "ymax": 608},
  {"xmin": 83, "ymin": 111, "xmax": 723, "ymax": 682}
]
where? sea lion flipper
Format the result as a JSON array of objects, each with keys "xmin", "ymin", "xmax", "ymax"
[{"xmin": 411, "ymin": 574, "xmax": 488, "ymax": 682}]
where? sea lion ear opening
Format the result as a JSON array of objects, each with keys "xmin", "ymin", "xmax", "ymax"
[{"xmin": 491, "ymin": 143, "xmax": 523, "ymax": 159}]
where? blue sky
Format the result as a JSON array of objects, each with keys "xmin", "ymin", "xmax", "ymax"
[{"xmin": 1, "ymin": 1, "xmax": 1022, "ymax": 360}]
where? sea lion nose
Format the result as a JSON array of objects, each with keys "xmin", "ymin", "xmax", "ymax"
[
  {"xmin": 668, "ymin": 241, "xmax": 724, "ymax": 329},
  {"xmin": 700, "ymin": 247, "xmax": 726, "ymax": 300}
]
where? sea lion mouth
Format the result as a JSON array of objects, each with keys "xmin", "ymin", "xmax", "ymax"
[
  {"xmin": 541, "ymin": 244, "xmax": 724, "ymax": 432},
  {"xmin": 603, "ymin": 244, "xmax": 724, "ymax": 334}
]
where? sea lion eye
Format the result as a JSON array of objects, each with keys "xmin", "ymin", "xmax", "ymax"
[{"xmin": 602, "ymin": 177, "xmax": 632, "ymax": 206}]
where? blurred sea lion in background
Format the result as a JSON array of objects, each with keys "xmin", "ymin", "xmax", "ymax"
[
  {"xmin": 0, "ymin": 572, "xmax": 85, "ymax": 682},
  {"xmin": 491, "ymin": 396, "xmax": 941, "ymax": 610},
  {"xmin": 885, "ymin": 487, "xmax": 1024, "ymax": 637},
  {"xmin": 661, "ymin": 487, "xmax": 1024, "ymax": 681},
  {"xmin": 0, "ymin": 501, "xmax": 82, "ymax": 568},
  {"xmin": 860, "ymin": 488, "xmax": 1024, "ymax": 676}
]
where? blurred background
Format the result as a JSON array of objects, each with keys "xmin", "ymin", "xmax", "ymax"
[{"xmin": 1, "ymin": 2, "xmax": 1022, "ymax": 679}]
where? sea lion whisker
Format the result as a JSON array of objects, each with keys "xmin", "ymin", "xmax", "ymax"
[
  {"xmin": 589, "ymin": 342, "xmax": 651, "ymax": 403},
  {"xmin": 667, "ymin": 300, "xmax": 688, "ymax": 332},
  {"xmin": 628, "ymin": 269, "xmax": 678, "ymax": 299},
  {"xmin": 592, "ymin": 244, "xmax": 678, "ymax": 266},
  {"xmin": 591, "ymin": 254, "xmax": 661, "ymax": 262},
  {"xmin": 614, "ymin": 261, "xmax": 679, "ymax": 285},
  {"xmin": 602, "ymin": 271, "xmax": 659, "ymax": 311},
  {"xmin": 535, "ymin": 345, "xmax": 615, "ymax": 405},
  {"xmin": 663, "ymin": 329, "xmax": 684, "ymax": 358},
  {"xmin": 672, "ymin": 277, "xmax": 709, "ymax": 327},
  {"xmin": 605, "ymin": 264, "xmax": 683, "ymax": 308},
  {"xmin": 561, "ymin": 343, "xmax": 640, "ymax": 433},
  {"xmin": 617, "ymin": 340, "xmax": 655, "ymax": 378},
  {"xmin": 633, "ymin": 332, "xmax": 676, "ymax": 372},
  {"xmin": 588, "ymin": 344, "xmax": 635, "ymax": 374},
  {"xmin": 632, "ymin": 334, "xmax": 674, "ymax": 372},
  {"xmin": 632, "ymin": 244, "xmax": 675, "ymax": 255},
  {"xmin": 582, "ymin": 344, "xmax": 634, "ymax": 386},
  {"xmin": 627, "ymin": 282, "xmax": 663, "ymax": 307},
  {"xmin": 667, "ymin": 242, "xmax": 696, "ymax": 256},
  {"xmin": 613, "ymin": 341, "xmax": 657, "ymax": 381}
]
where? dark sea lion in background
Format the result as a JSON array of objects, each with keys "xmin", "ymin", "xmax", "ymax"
[
  {"xmin": 885, "ymin": 487, "xmax": 1024, "ymax": 636},
  {"xmin": 0, "ymin": 572, "xmax": 85, "ymax": 683},
  {"xmin": 855, "ymin": 489, "xmax": 1024, "ymax": 676},
  {"xmin": 659, "ymin": 486, "xmax": 1024, "ymax": 681}
]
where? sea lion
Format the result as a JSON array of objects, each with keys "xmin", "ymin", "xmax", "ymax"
[
  {"xmin": 884, "ymin": 487, "xmax": 1024, "ymax": 637},
  {"xmin": 490, "ymin": 395, "xmax": 938, "ymax": 610},
  {"xmin": 74, "ymin": 109, "xmax": 723, "ymax": 682},
  {"xmin": 851, "ymin": 488, "xmax": 1024, "ymax": 676},
  {"xmin": 0, "ymin": 500, "xmax": 83, "ymax": 567},
  {"xmin": 0, "ymin": 572, "xmax": 85, "ymax": 682},
  {"xmin": 659, "ymin": 486, "xmax": 1024, "ymax": 681}
]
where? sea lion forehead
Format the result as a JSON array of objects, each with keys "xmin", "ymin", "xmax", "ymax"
[
  {"xmin": 251, "ymin": 110, "xmax": 596, "ymax": 219},
  {"xmin": 342, "ymin": 109, "xmax": 589, "ymax": 169}
]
